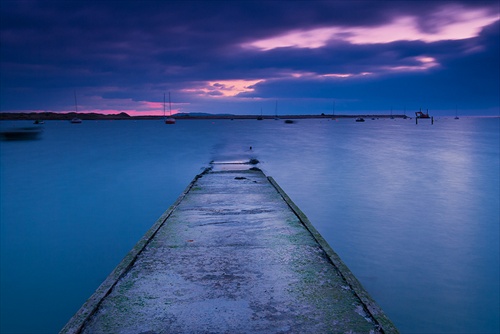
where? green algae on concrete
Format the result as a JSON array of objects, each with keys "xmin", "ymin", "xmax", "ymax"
[{"xmin": 61, "ymin": 167, "xmax": 398, "ymax": 334}]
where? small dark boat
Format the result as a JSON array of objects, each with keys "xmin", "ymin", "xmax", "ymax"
[
  {"xmin": 1, "ymin": 126, "xmax": 43, "ymax": 140},
  {"xmin": 34, "ymin": 120, "xmax": 44, "ymax": 124},
  {"xmin": 257, "ymin": 107, "xmax": 263, "ymax": 120},
  {"xmin": 355, "ymin": 117, "xmax": 365, "ymax": 122},
  {"xmin": 284, "ymin": 119, "xmax": 294, "ymax": 124}
]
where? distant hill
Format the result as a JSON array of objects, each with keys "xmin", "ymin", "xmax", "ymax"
[
  {"xmin": 0, "ymin": 112, "xmax": 132, "ymax": 120},
  {"xmin": 174, "ymin": 112, "xmax": 234, "ymax": 117}
]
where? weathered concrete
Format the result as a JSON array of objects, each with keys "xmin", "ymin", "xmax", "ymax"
[{"xmin": 61, "ymin": 166, "xmax": 398, "ymax": 334}]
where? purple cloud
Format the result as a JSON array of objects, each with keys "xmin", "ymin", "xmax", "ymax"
[{"xmin": 0, "ymin": 0, "xmax": 498, "ymax": 115}]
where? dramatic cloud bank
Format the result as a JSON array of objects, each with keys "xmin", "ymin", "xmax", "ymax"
[{"xmin": 1, "ymin": 0, "xmax": 499, "ymax": 116}]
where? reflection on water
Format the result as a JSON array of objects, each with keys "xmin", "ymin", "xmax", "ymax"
[{"xmin": 0, "ymin": 118, "xmax": 498, "ymax": 333}]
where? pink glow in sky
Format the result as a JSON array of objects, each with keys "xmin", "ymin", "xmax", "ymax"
[
  {"xmin": 60, "ymin": 98, "xmax": 181, "ymax": 116},
  {"xmin": 127, "ymin": 101, "xmax": 181, "ymax": 116},
  {"xmin": 182, "ymin": 79, "xmax": 263, "ymax": 97},
  {"xmin": 246, "ymin": 7, "xmax": 498, "ymax": 50}
]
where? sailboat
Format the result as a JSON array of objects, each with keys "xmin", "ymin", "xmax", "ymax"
[
  {"xmin": 257, "ymin": 107, "xmax": 263, "ymax": 120},
  {"xmin": 274, "ymin": 101, "xmax": 279, "ymax": 120},
  {"xmin": 164, "ymin": 92, "xmax": 176, "ymax": 124},
  {"xmin": 70, "ymin": 90, "xmax": 82, "ymax": 123},
  {"xmin": 454, "ymin": 106, "xmax": 459, "ymax": 120}
]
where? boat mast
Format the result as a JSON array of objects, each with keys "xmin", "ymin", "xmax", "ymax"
[
  {"xmin": 332, "ymin": 99, "xmax": 336, "ymax": 120},
  {"xmin": 74, "ymin": 90, "xmax": 78, "ymax": 113},
  {"xmin": 164, "ymin": 92, "xmax": 176, "ymax": 124},
  {"xmin": 169, "ymin": 92, "xmax": 172, "ymax": 116}
]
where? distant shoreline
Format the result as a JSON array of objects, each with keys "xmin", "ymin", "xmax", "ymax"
[
  {"xmin": 2, "ymin": 111, "xmax": 497, "ymax": 121},
  {"xmin": 0, "ymin": 112, "xmax": 413, "ymax": 121}
]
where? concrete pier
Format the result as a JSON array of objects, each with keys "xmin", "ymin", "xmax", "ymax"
[{"xmin": 61, "ymin": 165, "xmax": 398, "ymax": 334}]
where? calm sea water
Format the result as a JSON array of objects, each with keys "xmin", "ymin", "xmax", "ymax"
[{"xmin": 1, "ymin": 117, "xmax": 499, "ymax": 334}]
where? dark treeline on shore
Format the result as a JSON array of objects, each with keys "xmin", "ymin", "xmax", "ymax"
[
  {"xmin": 0, "ymin": 112, "xmax": 133, "ymax": 121},
  {"xmin": 0, "ymin": 112, "xmax": 410, "ymax": 121}
]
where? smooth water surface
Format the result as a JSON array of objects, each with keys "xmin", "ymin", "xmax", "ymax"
[{"xmin": 1, "ymin": 118, "xmax": 499, "ymax": 333}]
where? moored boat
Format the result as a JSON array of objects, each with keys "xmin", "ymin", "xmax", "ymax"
[
  {"xmin": 164, "ymin": 92, "xmax": 176, "ymax": 125},
  {"xmin": 71, "ymin": 91, "xmax": 83, "ymax": 123}
]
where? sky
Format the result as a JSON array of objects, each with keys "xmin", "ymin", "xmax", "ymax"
[{"xmin": 1, "ymin": 0, "xmax": 499, "ymax": 116}]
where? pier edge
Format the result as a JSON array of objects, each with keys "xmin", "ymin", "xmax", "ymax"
[
  {"xmin": 267, "ymin": 176, "xmax": 399, "ymax": 334},
  {"xmin": 59, "ymin": 168, "xmax": 211, "ymax": 334}
]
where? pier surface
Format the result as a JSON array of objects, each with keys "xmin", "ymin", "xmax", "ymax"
[{"xmin": 62, "ymin": 166, "xmax": 397, "ymax": 334}]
